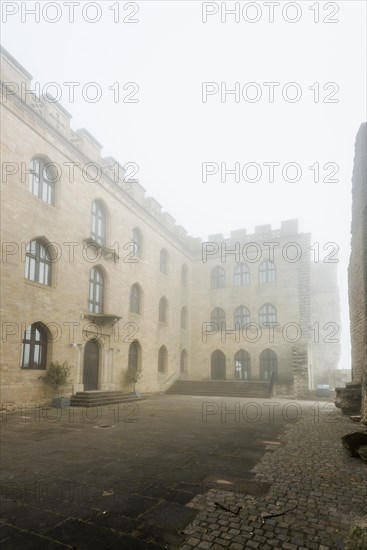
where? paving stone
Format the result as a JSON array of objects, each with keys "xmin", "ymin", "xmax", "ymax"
[
  {"xmin": 214, "ymin": 538, "xmax": 231, "ymax": 547},
  {"xmin": 0, "ymin": 504, "xmax": 65, "ymax": 534},
  {"xmin": 253, "ymin": 534, "xmax": 267, "ymax": 543},
  {"xmin": 0, "ymin": 528, "xmax": 68, "ymax": 550},
  {"xmin": 141, "ymin": 501, "xmax": 198, "ymax": 530},
  {"xmin": 187, "ymin": 537, "xmax": 200, "ymax": 546},
  {"xmin": 45, "ymin": 518, "xmax": 160, "ymax": 549}
]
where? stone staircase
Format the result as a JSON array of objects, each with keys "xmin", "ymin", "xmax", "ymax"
[
  {"xmin": 70, "ymin": 391, "xmax": 142, "ymax": 408},
  {"xmin": 166, "ymin": 380, "xmax": 272, "ymax": 398}
]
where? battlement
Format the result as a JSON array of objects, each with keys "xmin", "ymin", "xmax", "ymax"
[
  {"xmin": 208, "ymin": 219, "xmax": 301, "ymax": 244},
  {"xmin": 0, "ymin": 46, "xmax": 194, "ymax": 250}
]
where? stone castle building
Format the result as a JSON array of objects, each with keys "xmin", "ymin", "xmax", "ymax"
[{"xmin": 0, "ymin": 47, "xmax": 341, "ymax": 405}]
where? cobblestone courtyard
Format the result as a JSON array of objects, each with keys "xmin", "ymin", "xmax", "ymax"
[
  {"xmin": 0, "ymin": 395, "xmax": 366, "ymax": 549},
  {"xmin": 179, "ymin": 400, "xmax": 367, "ymax": 550}
]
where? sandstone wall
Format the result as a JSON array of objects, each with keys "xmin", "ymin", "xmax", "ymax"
[{"xmin": 348, "ymin": 122, "xmax": 367, "ymax": 420}]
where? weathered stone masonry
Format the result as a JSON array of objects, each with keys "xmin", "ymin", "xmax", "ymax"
[
  {"xmin": 335, "ymin": 123, "xmax": 367, "ymax": 421},
  {"xmin": 349, "ymin": 123, "xmax": 367, "ymax": 420},
  {"xmin": 0, "ymin": 47, "xmax": 341, "ymax": 405}
]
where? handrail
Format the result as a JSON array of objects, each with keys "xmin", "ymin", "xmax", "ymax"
[
  {"xmin": 161, "ymin": 370, "xmax": 179, "ymax": 387},
  {"xmin": 268, "ymin": 371, "xmax": 275, "ymax": 396}
]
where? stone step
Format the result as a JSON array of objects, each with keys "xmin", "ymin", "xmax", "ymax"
[
  {"xmin": 166, "ymin": 380, "xmax": 272, "ymax": 398},
  {"xmin": 70, "ymin": 391, "xmax": 143, "ymax": 408},
  {"xmin": 73, "ymin": 391, "xmax": 126, "ymax": 398}
]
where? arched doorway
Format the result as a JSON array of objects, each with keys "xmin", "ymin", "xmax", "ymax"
[
  {"xmin": 211, "ymin": 350, "xmax": 226, "ymax": 380},
  {"xmin": 260, "ymin": 349, "xmax": 278, "ymax": 381},
  {"xmin": 234, "ymin": 350, "xmax": 251, "ymax": 380},
  {"xmin": 83, "ymin": 339, "xmax": 99, "ymax": 390}
]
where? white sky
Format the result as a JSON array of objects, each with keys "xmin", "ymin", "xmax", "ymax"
[{"xmin": 1, "ymin": 0, "xmax": 366, "ymax": 369}]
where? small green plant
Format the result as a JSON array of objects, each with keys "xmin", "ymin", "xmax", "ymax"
[
  {"xmin": 44, "ymin": 361, "xmax": 72, "ymax": 397},
  {"xmin": 345, "ymin": 517, "xmax": 367, "ymax": 550},
  {"xmin": 122, "ymin": 364, "xmax": 142, "ymax": 393}
]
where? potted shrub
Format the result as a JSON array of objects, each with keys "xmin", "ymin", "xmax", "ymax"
[
  {"xmin": 44, "ymin": 361, "xmax": 72, "ymax": 408},
  {"xmin": 122, "ymin": 364, "xmax": 142, "ymax": 397}
]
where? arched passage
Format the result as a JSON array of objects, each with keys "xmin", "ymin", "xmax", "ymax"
[
  {"xmin": 234, "ymin": 350, "xmax": 251, "ymax": 380},
  {"xmin": 260, "ymin": 349, "xmax": 278, "ymax": 381},
  {"xmin": 83, "ymin": 339, "xmax": 100, "ymax": 390},
  {"xmin": 211, "ymin": 350, "xmax": 226, "ymax": 380}
]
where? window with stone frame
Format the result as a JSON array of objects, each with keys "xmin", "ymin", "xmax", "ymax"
[
  {"xmin": 132, "ymin": 227, "xmax": 142, "ymax": 259},
  {"xmin": 234, "ymin": 305, "xmax": 250, "ymax": 327},
  {"xmin": 160, "ymin": 249, "xmax": 169, "ymax": 274},
  {"xmin": 210, "ymin": 307, "xmax": 226, "ymax": 325},
  {"xmin": 259, "ymin": 303, "xmax": 277, "ymax": 325},
  {"xmin": 91, "ymin": 200, "xmax": 107, "ymax": 246},
  {"xmin": 159, "ymin": 296, "xmax": 168, "ymax": 323},
  {"xmin": 211, "ymin": 266, "xmax": 225, "ymax": 289},
  {"xmin": 259, "ymin": 260, "xmax": 276, "ymax": 283},
  {"xmin": 130, "ymin": 283, "xmax": 142, "ymax": 315},
  {"xmin": 158, "ymin": 345, "xmax": 168, "ymax": 373},
  {"xmin": 128, "ymin": 340, "xmax": 141, "ymax": 371},
  {"xmin": 29, "ymin": 156, "xmax": 56, "ymax": 205},
  {"xmin": 88, "ymin": 267, "xmax": 105, "ymax": 314},
  {"xmin": 21, "ymin": 323, "xmax": 48, "ymax": 369},
  {"xmin": 25, "ymin": 239, "xmax": 52, "ymax": 286},
  {"xmin": 234, "ymin": 263, "xmax": 250, "ymax": 286}
]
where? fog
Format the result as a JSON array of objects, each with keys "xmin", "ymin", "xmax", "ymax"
[{"xmin": 2, "ymin": 0, "xmax": 366, "ymax": 368}]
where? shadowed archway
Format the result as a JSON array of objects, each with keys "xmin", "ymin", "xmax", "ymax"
[{"xmin": 83, "ymin": 339, "xmax": 100, "ymax": 390}]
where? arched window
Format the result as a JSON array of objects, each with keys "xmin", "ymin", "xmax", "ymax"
[
  {"xmin": 180, "ymin": 307, "xmax": 188, "ymax": 329},
  {"xmin": 181, "ymin": 264, "xmax": 188, "ymax": 287},
  {"xmin": 25, "ymin": 239, "xmax": 52, "ymax": 286},
  {"xmin": 259, "ymin": 304, "xmax": 277, "ymax": 325},
  {"xmin": 91, "ymin": 200, "xmax": 107, "ymax": 246},
  {"xmin": 21, "ymin": 322, "xmax": 48, "ymax": 369},
  {"xmin": 234, "ymin": 350, "xmax": 251, "ymax": 380},
  {"xmin": 234, "ymin": 306, "xmax": 250, "ymax": 328},
  {"xmin": 259, "ymin": 261, "xmax": 276, "ymax": 283},
  {"xmin": 158, "ymin": 345, "xmax": 168, "ymax": 373},
  {"xmin": 160, "ymin": 249, "xmax": 169, "ymax": 274},
  {"xmin": 29, "ymin": 156, "xmax": 56, "ymax": 205},
  {"xmin": 210, "ymin": 307, "xmax": 226, "ymax": 325},
  {"xmin": 260, "ymin": 349, "xmax": 278, "ymax": 381},
  {"xmin": 128, "ymin": 340, "xmax": 141, "ymax": 372},
  {"xmin": 88, "ymin": 267, "xmax": 104, "ymax": 313},
  {"xmin": 211, "ymin": 350, "xmax": 226, "ymax": 380},
  {"xmin": 159, "ymin": 296, "xmax": 168, "ymax": 323},
  {"xmin": 211, "ymin": 266, "xmax": 225, "ymax": 289},
  {"xmin": 130, "ymin": 283, "xmax": 142, "ymax": 314},
  {"xmin": 180, "ymin": 349, "xmax": 188, "ymax": 373},
  {"xmin": 234, "ymin": 264, "xmax": 250, "ymax": 286},
  {"xmin": 132, "ymin": 227, "xmax": 142, "ymax": 259}
]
